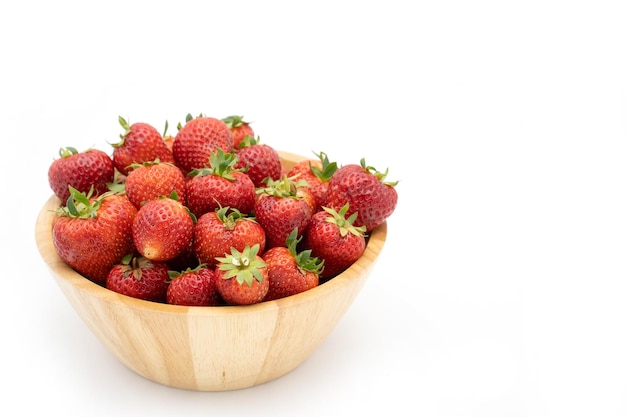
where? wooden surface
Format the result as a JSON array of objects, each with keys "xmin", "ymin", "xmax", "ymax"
[{"xmin": 34, "ymin": 150, "xmax": 387, "ymax": 391}]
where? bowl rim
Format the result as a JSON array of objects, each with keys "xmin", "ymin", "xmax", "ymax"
[{"xmin": 35, "ymin": 150, "xmax": 387, "ymax": 316}]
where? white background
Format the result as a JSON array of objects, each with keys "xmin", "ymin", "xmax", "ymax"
[{"xmin": 2, "ymin": 1, "xmax": 626, "ymax": 416}]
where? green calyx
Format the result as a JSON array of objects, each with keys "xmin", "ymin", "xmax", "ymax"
[
  {"xmin": 55, "ymin": 186, "xmax": 113, "ymax": 219},
  {"xmin": 110, "ymin": 116, "xmax": 131, "ymax": 147},
  {"xmin": 222, "ymin": 115, "xmax": 251, "ymax": 129},
  {"xmin": 256, "ymin": 174, "xmax": 310, "ymax": 199},
  {"xmin": 309, "ymin": 151, "xmax": 338, "ymax": 182},
  {"xmin": 168, "ymin": 263, "xmax": 208, "ymax": 282},
  {"xmin": 359, "ymin": 158, "xmax": 399, "ymax": 187},
  {"xmin": 215, "ymin": 244, "xmax": 267, "ymax": 287},
  {"xmin": 58, "ymin": 146, "xmax": 80, "ymax": 158},
  {"xmin": 215, "ymin": 206, "xmax": 256, "ymax": 231},
  {"xmin": 106, "ymin": 170, "xmax": 127, "ymax": 195},
  {"xmin": 237, "ymin": 134, "xmax": 261, "ymax": 149},
  {"xmin": 126, "ymin": 158, "xmax": 167, "ymax": 172},
  {"xmin": 119, "ymin": 254, "xmax": 155, "ymax": 281},
  {"xmin": 188, "ymin": 148, "xmax": 244, "ymax": 180},
  {"xmin": 322, "ymin": 203, "xmax": 366, "ymax": 238},
  {"xmin": 285, "ymin": 228, "xmax": 324, "ymax": 275},
  {"xmin": 177, "ymin": 112, "xmax": 204, "ymax": 131}
]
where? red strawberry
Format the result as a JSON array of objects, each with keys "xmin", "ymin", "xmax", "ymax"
[
  {"xmin": 106, "ymin": 254, "xmax": 170, "ymax": 302},
  {"xmin": 263, "ymin": 228, "xmax": 323, "ymax": 301},
  {"xmin": 132, "ymin": 194, "xmax": 195, "ymax": 262},
  {"xmin": 286, "ymin": 151, "xmax": 338, "ymax": 211},
  {"xmin": 186, "ymin": 149, "xmax": 256, "ymax": 218},
  {"xmin": 166, "ymin": 264, "xmax": 220, "ymax": 306},
  {"xmin": 222, "ymin": 115, "xmax": 254, "ymax": 149},
  {"xmin": 235, "ymin": 136, "xmax": 282, "ymax": 188},
  {"xmin": 111, "ymin": 116, "xmax": 175, "ymax": 176},
  {"xmin": 194, "ymin": 206, "xmax": 266, "ymax": 268},
  {"xmin": 214, "ymin": 244, "xmax": 269, "ymax": 305},
  {"xmin": 254, "ymin": 175, "xmax": 315, "ymax": 248},
  {"xmin": 124, "ymin": 159, "xmax": 187, "ymax": 209},
  {"xmin": 172, "ymin": 114, "xmax": 234, "ymax": 174},
  {"xmin": 302, "ymin": 203, "xmax": 366, "ymax": 279},
  {"xmin": 52, "ymin": 188, "xmax": 137, "ymax": 283},
  {"xmin": 324, "ymin": 159, "xmax": 398, "ymax": 232},
  {"xmin": 48, "ymin": 147, "xmax": 115, "ymax": 202}
]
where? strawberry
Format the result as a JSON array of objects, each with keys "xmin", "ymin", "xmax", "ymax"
[
  {"xmin": 132, "ymin": 193, "xmax": 195, "ymax": 262},
  {"xmin": 222, "ymin": 115, "xmax": 254, "ymax": 149},
  {"xmin": 106, "ymin": 254, "xmax": 170, "ymax": 302},
  {"xmin": 324, "ymin": 159, "xmax": 398, "ymax": 232},
  {"xmin": 214, "ymin": 244, "xmax": 269, "ymax": 305},
  {"xmin": 111, "ymin": 116, "xmax": 175, "ymax": 176},
  {"xmin": 166, "ymin": 264, "xmax": 221, "ymax": 306},
  {"xmin": 235, "ymin": 135, "xmax": 283, "ymax": 188},
  {"xmin": 186, "ymin": 149, "xmax": 256, "ymax": 218},
  {"xmin": 254, "ymin": 175, "xmax": 315, "ymax": 248},
  {"xmin": 194, "ymin": 206, "xmax": 266, "ymax": 268},
  {"xmin": 302, "ymin": 203, "xmax": 366, "ymax": 279},
  {"xmin": 52, "ymin": 187, "xmax": 137, "ymax": 283},
  {"xmin": 286, "ymin": 151, "xmax": 338, "ymax": 211},
  {"xmin": 48, "ymin": 147, "xmax": 115, "ymax": 202},
  {"xmin": 124, "ymin": 159, "xmax": 187, "ymax": 209},
  {"xmin": 263, "ymin": 228, "xmax": 323, "ymax": 301},
  {"xmin": 172, "ymin": 114, "xmax": 234, "ymax": 174}
]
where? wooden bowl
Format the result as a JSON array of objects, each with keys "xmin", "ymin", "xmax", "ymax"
[{"xmin": 34, "ymin": 151, "xmax": 387, "ymax": 391}]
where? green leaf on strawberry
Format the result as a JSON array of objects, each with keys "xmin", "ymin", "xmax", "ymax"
[
  {"xmin": 215, "ymin": 244, "xmax": 268, "ymax": 287},
  {"xmin": 56, "ymin": 186, "xmax": 105, "ymax": 219},
  {"xmin": 309, "ymin": 151, "xmax": 338, "ymax": 182},
  {"xmin": 285, "ymin": 228, "xmax": 324, "ymax": 275},
  {"xmin": 188, "ymin": 148, "xmax": 245, "ymax": 181},
  {"xmin": 359, "ymin": 158, "xmax": 399, "ymax": 187},
  {"xmin": 256, "ymin": 174, "xmax": 310, "ymax": 198},
  {"xmin": 236, "ymin": 134, "xmax": 260, "ymax": 148},
  {"xmin": 321, "ymin": 203, "xmax": 367, "ymax": 238},
  {"xmin": 118, "ymin": 253, "xmax": 156, "ymax": 280},
  {"xmin": 221, "ymin": 115, "xmax": 250, "ymax": 129},
  {"xmin": 215, "ymin": 205, "xmax": 258, "ymax": 230}
]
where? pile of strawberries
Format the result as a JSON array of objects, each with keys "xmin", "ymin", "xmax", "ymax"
[{"xmin": 47, "ymin": 114, "xmax": 398, "ymax": 306}]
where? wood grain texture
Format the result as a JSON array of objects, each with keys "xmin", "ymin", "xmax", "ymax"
[{"xmin": 35, "ymin": 151, "xmax": 387, "ymax": 391}]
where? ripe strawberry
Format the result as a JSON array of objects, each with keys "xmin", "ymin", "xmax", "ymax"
[
  {"xmin": 215, "ymin": 244, "xmax": 269, "ymax": 305},
  {"xmin": 222, "ymin": 115, "xmax": 254, "ymax": 149},
  {"xmin": 52, "ymin": 187, "xmax": 137, "ymax": 283},
  {"xmin": 235, "ymin": 135, "xmax": 282, "ymax": 188},
  {"xmin": 186, "ymin": 149, "xmax": 256, "ymax": 218},
  {"xmin": 324, "ymin": 159, "xmax": 398, "ymax": 232},
  {"xmin": 124, "ymin": 159, "xmax": 187, "ymax": 209},
  {"xmin": 263, "ymin": 228, "xmax": 323, "ymax": 301},
  {"xmin": 106, "ymin": 254, "xmax": 170, "ymax": 302},
  {"xmin": 254, "ymin": 175, "xmax": 315, "ymax": 248},
  {"xmin": 194, "ymin": 206, "xmax": 266, "ymax": 268},
  {"xmin": 286, "ymin": 151, "xmax": 338, "ymax": 211},
  {"xmin": 166, "ymin": 264, "xmax": 221, "ymax": 306},
  {"xmin": 132, "ymin": 193, "xmax": 195, "ymax": 262},
  {"xmin": 302, "ymin": 203, "xmax": 366, "ymax": 279},
  {"xmin": 111, "ymin": 116, "xmax": 175, "ymax": 176},
  {"xmin": 48, "ymin": 147, "xmax": 115, "ymax": 202},
  {"xmin": 172, "ymin": 114, "xmax": 234, "ymax": 174}
]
